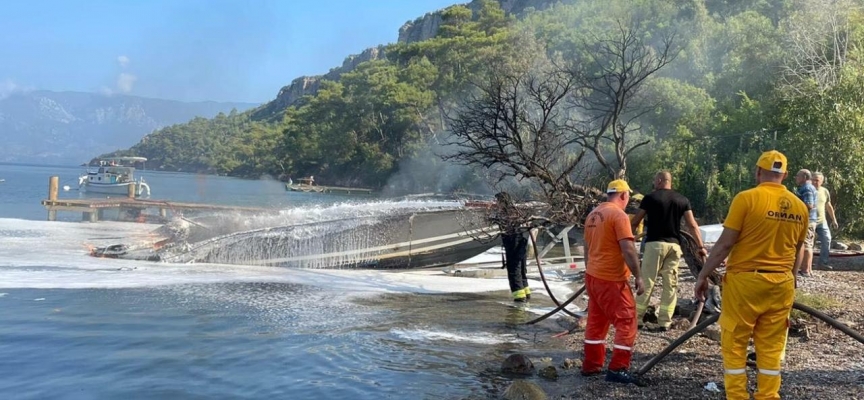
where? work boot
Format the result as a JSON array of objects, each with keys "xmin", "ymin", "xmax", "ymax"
[
  {"xmin": 605, "ymin": 369, "xmax": 646, "ymax": 387},
  {"xmin": 513, "ymin": 297, "xmax": 526, "ymax": 303}
]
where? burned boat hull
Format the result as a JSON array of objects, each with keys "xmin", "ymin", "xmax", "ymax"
[{"xmin": 93, "ymin": 207, "xmax": 501, "ymax": 269}]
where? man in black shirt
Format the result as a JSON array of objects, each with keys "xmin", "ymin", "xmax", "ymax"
[{"xmin": 630, "ymin": 171, "xmax": 707, "ymax": 330}]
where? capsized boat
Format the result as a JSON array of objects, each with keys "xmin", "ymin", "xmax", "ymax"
[
  {"xmin": 79, "ymin": 157, "xmax": 151, "ymax": 197},
  {"xmin": 90, "ymin": 201, "xmax": 546, "ymax": 269}
]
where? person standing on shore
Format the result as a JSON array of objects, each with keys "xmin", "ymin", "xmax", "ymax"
[
  {"xmin": 813, "ymin": 171, "xmax": 839, "ymax": 268},
  {"xmin": 581, "ymin": 179, "xmax": 645, "ymax": 385},
  {"xmin": 795, "ymin": 169, "xmax": 818, "ymax": 277},
  {"xmin": 493, "ymin": 192, "xmax": 531, "ymax": 302},
  {"xmin": 695, "ymin": 150, "xmax": 807, "ymax": 400},
  {"xmin": 629, "ymin": 171, "xmax": 707, "ymax": 331}
]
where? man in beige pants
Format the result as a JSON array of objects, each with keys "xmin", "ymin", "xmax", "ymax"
[{"xmin": 630, "ymin": 171, "xmax": 707, "ymax": 331}]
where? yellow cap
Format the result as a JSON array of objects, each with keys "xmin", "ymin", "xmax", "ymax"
[
  {"xmin": 606, "ymin": 179, "xmax": 632, "ymax": 194},
  {"xmin": 756, "ymin": 150, "xmax": 788, "ymax": 173}
]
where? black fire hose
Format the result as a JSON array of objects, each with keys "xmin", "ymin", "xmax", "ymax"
[
  {"xmin": 525, "ymin": 285, "xmax": 585, "ymax": 325},
  {"xmin": 636, "ymin": 301, "xmax": 864, "ymax": 377},
  {"xmin": 635, "ymin": 313, "xmax": 720, "ymax": 376},
  {"xmin": 529, "ymin": 231, "xmax": 581, "ymax": 319},
  {"xmin": 792, "ymin": 302, "xmax": 864, "ymax": 345}
]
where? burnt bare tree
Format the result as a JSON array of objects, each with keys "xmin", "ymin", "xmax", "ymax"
[
  {"xmin": 444, "ymin": 66, "xmax": 600, "ymax": 225},
  {"xmin": 445, "ymin": 19, "xmax": 678, "ymax": 225},
  {"xmin": 567, "ymin": 19, "xmax": 679, "ymax": 179},
  {"xmin": 780, "ymin": 0, "xmax": 857, "ymax": 95}
]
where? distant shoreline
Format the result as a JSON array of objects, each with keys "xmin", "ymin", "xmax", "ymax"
[
  {"xmin": 0, "ymin": 161, "xmax": 81, "ymax": 169},
  {"xmin": 0, "ymin": 162, "xmax": 273, "ymax": 180}
]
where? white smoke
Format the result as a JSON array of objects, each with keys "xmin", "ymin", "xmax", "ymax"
[
  {"xmin": 0, "ymin": 79, "xmax": 21, "ymax": 99},
  {"xmin": 116, "ymin": 72, "xmax": 137, "ymax": 93},
  {"xmin": 102, "ymin": 56, "xmax": 137, "ymax": 95}
]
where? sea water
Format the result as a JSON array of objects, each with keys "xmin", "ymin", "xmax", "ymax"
[{"xmin": 0, "ymin": 163, "xmax": 577, "ymax": 399}]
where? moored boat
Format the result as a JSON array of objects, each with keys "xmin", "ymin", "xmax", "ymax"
[{"xmin": 79, "ymin": 157, "xmax": 151, "ymax": 197}]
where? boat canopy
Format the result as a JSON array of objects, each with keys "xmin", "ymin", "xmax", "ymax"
[{"xmin": 100, "ymin": 157, "xmax": 148, "ymax": 163}]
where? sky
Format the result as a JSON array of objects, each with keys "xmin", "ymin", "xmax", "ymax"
[{"xmin": 0, "ymin": 0, "xmax": 460, "ymax": 104}]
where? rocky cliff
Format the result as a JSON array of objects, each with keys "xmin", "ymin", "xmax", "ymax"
[
  {"xmin": 398, "ymin": 12, "xmax": 445, "ymax": 44},
  {"xmin": 398, "ymin": 0, "xmax": 559, "ymax": 43},
  {"xmin": 262, "ymin": 0, "xmax": 561, "ymax": 117},
  {"xmin": 259, "ymin": 46, "xmax": 385, "ymax": 118}
]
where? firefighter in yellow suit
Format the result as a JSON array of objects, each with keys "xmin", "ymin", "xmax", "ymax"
[{"xmin": 695, "ymin": 150, "xmax": 808, "ymax": 400}]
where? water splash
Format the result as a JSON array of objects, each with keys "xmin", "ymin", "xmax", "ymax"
[
  {"xmin": 390, "ymin": 328, "xmax": 525, "ymax": 345},
  {"xmin": 129, "ymin": 199, "xmax": 498, "ymax": 269},
  {"xmin": 177, "ymin": 199, "xmax": 469, "ymax": 242}
]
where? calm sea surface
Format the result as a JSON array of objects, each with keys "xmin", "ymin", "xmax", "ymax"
[{"xmin": 0, "ymin": 163, "xmax": 573, "ymax": 399}]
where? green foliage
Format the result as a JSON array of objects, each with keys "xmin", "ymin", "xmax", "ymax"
[
  {"xmin": 709, "ymin": 11, "xmax": 784, "ymax": 103},
  {"xmin": 639, "ymin": 78, "xmax": 716, "ymax": 137},
  {"xmin": 778, "ymin": 69, "xmax": 864, "ymax": 234},
  {"xmin": 280, "ymin": 60, "xmax": 436, "ymax": 186}
]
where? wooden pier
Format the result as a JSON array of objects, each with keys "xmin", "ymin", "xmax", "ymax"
[{"xmin": 42, "ymin": 176, "xmax": 272, "ymax": 222}]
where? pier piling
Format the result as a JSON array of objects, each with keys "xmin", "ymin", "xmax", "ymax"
[
  {"xmin": 48, "ymin": 176, "xmax": 59, "ymax": 221},
  {"xmin": 49, "ymin": 176, "xmax": 59, "ymax": 201}
]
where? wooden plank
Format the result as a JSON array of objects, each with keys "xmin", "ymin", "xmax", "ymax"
[
  {"xmin": 41, "ymin": 198, "xmax": 272, "ymax": 214},
  {"xmin": 43, "ymin": 205, "xmax": 97, "ymax": 213},
  {"xmin": 41, "ymin": 200, "xmax": 122, "ymax": 206}
]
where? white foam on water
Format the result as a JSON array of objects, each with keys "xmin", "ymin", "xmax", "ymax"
[
  {"xmin": 190, "ymin": 199, "xmax": 466, "ymax": 236},
  {"xmin": 390, "ymin": 328, "xmax": 526, "ymax": 345},
  {"xmin": 0, "ymin": 217, "xmax": 578, "ymax": 299}
]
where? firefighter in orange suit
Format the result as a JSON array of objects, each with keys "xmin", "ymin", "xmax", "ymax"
[
  {"xmin": 695, "ymin": 150, "xmax": 807, "ymax": 400},
  {"xmin": 581, "ymin": 179, "xmax": 646, "ymax": 385}
]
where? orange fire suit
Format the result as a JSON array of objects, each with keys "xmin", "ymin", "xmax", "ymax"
[
  {"xmin": 719, "ymin": 182, "xmax": 807, "ymax": 400},
  {"xmin": 582, "ymin": 202, "xmax": 637, "ymax": 374}
]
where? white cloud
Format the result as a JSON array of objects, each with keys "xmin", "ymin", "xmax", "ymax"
[
  {"xmin": 117, "ymin": 55, "xmax": 130, "ymax": 68},
  {"xmin": 116, "ymin": 73, "xmax": 137, "ymax": 93}
]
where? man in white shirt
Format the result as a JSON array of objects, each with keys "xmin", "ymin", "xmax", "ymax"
[{"xmin": 812, "ymin": 172, "xmax": 839, "ymax": 268}]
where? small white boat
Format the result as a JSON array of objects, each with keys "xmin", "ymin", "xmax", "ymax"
[{"xmin": 79, "ymin": 157, "xmax": 151, "ymax": 197}]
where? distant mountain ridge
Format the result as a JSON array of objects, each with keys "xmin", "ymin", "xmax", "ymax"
[{"xmin": 0, "ymin": 90, "xmax": 258, "ymax": 165}]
